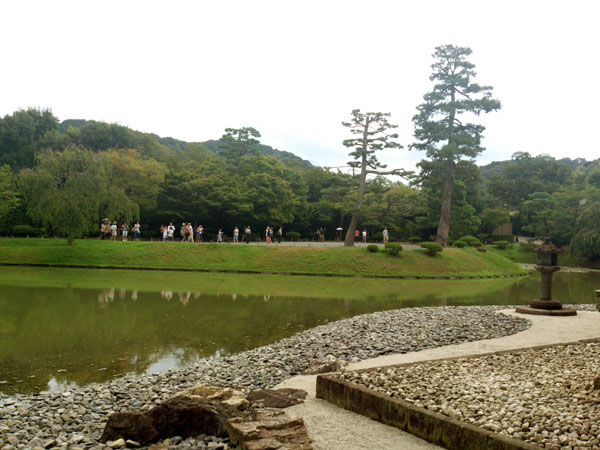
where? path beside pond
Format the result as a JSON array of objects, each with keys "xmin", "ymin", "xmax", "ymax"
[{"xmin": 275, "ymin": 309, "xmax": 600, "ymax": 450}]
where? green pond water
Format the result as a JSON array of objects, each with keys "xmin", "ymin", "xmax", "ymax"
[{"xmin": 0, "ymin": 266, "xmax": 598, "ymax": 395}]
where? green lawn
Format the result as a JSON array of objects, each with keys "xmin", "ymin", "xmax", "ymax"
[
  {"xmin": 486, "ymin": 244, "xmax": 600, "ymax": 269},
  {"xmin": 0, "ymin": 238, "xmax": 527, "ymax": 278}
]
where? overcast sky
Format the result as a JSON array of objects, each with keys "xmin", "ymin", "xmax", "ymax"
[{"xmin": 1, "ymin": 1, "xmax": 598, "ymax": 174}]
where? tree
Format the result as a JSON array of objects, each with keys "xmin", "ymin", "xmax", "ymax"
[
  {"xmin": 411, "ymin": 45, "xmax": 501, "ymax": 246},
  {"xmin": 0, "ymin": 108, "xmax": 61, "ymax": 169},
  {"xmin": 570, "ymin": 200, "xmax": 600, "ymax": 259},
  {"xmin": 0, "ymin": 164, "xmax": 19, "ymax": 222},
  {"xmin": 342, "ymin": 110, "xmax": 406, "ymax": 247},
  {"xmin": 105, "ymin": 149, "xmax": 167, "ymax": 212},
  {"xmin": 19, "ymin": 146, "xmax": 138, "ymax": 244},
  {"xmin": 218, "ymin": 127, "xmax": 261, "ymax": 167}
]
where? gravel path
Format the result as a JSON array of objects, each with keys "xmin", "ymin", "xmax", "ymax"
[
  {"xmin": 342, "ymin": 339, "xmax": 600, "ymax": 449},
  {"xmin": 0, "ymin": 306, "xmax": 530, "ymax": 449}
]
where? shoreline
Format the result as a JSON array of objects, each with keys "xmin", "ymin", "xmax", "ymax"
[
  {"xmin": 0, "ymin": 261, "xmax": 529, "ymax": 280},
  {"xmin": 0, "ymin": 305, "xmax": 533, "ymax": 448}
]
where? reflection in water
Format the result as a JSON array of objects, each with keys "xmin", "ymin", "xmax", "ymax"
[{"xmin": 1, "ymin": 269, "xmax": 599, "ymax": 395}]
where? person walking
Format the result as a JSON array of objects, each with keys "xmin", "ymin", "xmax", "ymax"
[
  {"xmin": 167, "ymin": 222, "xmax": 175, "ymax": 241},
  {"xmin": 382, "ymin": 227, "xmax": 389, "ymax": 244},
  {"xmin": 217, "ymin": 228, "xmax": 223, "ymax": 242},
  {"xmin": 111, "ymin": 222, "xmax": 118, "ymax": 241},
  {"xmin": 233, "ymin": 226, "xmax": 239, "ymax": 243},
  {"xmin": 187, "ymin": 223, "xmax": 194, "ymax": 242},
  {"xmin": 362, "ymin": 229, "xmax": 367, "ymax": 243},
  {"xmin": 277, "ymin": 226, "xmax": 283, "ymax": 244},
  {"xmin": 245, "ymin": 225, "xmax": 251, "ymax": 244},
  {"xmin": 162, "ymin": 225, "xmax": 167, "ymax": 241},
  {"xmin": 354, "ymin": 229, "xmax": 359, "ymax": 243},
  {"xmin": 266, "ymin": 226, "xmax": 272, "ymax": 244},
  {"xmin": 132, "ymin": 222, "xmax": 141, "ymax": 241},
  {"xmin": 122, "ymin": 223, "xmax": 129, "ymax": 242}
]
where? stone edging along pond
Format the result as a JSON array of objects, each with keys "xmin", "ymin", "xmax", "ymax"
[
  {"xmin": 316, "ymin": 339, "xmax": 600, "ymax": 450},
  {"xmin": 0, "ymin": 262, "xmax": 529, "ymax": 280}
]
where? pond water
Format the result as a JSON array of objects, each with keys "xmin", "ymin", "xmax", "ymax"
[{"xmin": 0, "ymin": 266, "xmax": 598, "ymax": 395}]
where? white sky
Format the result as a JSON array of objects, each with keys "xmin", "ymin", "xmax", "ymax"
[{"xmin": 1, "ymin": 0, "xmax": 598, "ymax": 174}]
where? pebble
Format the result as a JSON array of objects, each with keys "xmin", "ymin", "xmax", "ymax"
[
  {"xmin": 0, "ymin": 305, "xmax": 533, "ymax": 448},
  {"xmin": 341, "ymin": 319, "xmax": 600, "ymax": 449}
]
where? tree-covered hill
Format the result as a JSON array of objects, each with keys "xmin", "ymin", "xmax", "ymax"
[{"xmin": 58, "ymin": 119, "xmax": 312, "ymax": 168}]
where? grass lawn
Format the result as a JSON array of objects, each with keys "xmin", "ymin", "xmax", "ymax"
[
  {"xmin": 486, "ymin": 245, "xmax": 600, "ymax": 269},
  {"xmin": 0, "ymin": 238, "xmax": 527, "ymax": 278}
]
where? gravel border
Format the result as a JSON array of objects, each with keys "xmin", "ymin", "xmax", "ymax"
[{"xmin": 0, "ymin": 306, "xmax": 532, "ymax": 449}]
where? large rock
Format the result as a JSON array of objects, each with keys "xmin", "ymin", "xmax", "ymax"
[
  {"xmin": 101, "ymin": 384, "xmax": 313, "ymax": 449},
  {"xmin": 100, "ymin": 395, "xmax": 231, "ymax": 445},
  {"xmin": 302, "ymin": 355, "xmax": 347, "ymax": 375},
  {"xmin": 247, "ymin": 389, "xmax": 307, "ymax": 408},
  {"xmin": 176, "ymin": 383, "xmax": 249, "ymax": 411},
  {"xmin": 227, "ymin": 409, "xmax": 312, "ymax": 450}
]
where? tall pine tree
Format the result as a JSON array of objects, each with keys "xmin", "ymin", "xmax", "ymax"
[{"xmin": 411, "ymin": 45, "xmax": 500, "ymax": 246}]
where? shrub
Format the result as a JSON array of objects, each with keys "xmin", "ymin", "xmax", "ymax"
[
  {"xmin": 519, "ymin": 242, "xmax": 536, "ymax": 252},
  {"xmin": 384, "ymin": 242, "xmax": 403, "ymax": 256},
  {"xmin": 12, "ymin": 225, "xmax": 42, "ymax": 237},
  {"xmin": 286, "ymin": 231, "xmax": 301, "ymax": 241},
  {"xmin": 454, "ymin": 240, "xmax": 466, "ymax": 248},
  {"xmin": 495, "ymin": 240, "xmax": 510, "ymax": 250},
  {"xmin": 366, "ymin": 244, "xmax": 379, "ymax": 253},
  {"xmin": 570, "ymin": 229, "xmax": 600, "ymax": 259},
  {"xmin": 420, "ymin": 241, "xmax": 443, "ymax": 256},
  {"xmin": 408, "ymin": 236, "xmax": 421, "ymax": 243},
  {"xmin": 459, "ymin": 235, "xmax": 481, "ymax": 247}
]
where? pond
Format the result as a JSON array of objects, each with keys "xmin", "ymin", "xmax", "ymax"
[{"xmin": 0, "ymin": 266, "xmax": 598, "ymax": 395}]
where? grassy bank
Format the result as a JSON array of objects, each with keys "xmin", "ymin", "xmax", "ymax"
[
  {"xmin": 486, "ymin": 245, "xmax": 600, "ymax": 270},
  {"xmin": 0, "ymin": 238, "xmax": 527, "ymax": 278}
]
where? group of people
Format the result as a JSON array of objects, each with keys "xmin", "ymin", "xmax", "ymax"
[
  {"xmin": 156, "ymin": 223, "xmax": 283, "ymax": 244},
  {"xmin": 101, "ymin": 219, "xmax": 389, "ymax": 244},
  {"xmin": 100, "ymin": 219, "xmax": 141, "ymax": 241}
]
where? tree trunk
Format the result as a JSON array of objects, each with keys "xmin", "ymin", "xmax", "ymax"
[
  {"xmin": 436, "ymin": 160, "xmax": 455, "ymax": 247},
  {"xmin": 344, "ymin": 212, "xmax": 359, "ymax": 247}
]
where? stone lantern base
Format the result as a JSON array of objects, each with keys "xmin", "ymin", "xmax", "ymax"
[{"xmin": 515, "ymin": 301, "xmax": 577, "ymax": 316}]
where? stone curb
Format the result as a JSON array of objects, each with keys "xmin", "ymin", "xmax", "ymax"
[
  {"xmin": 0, "ymin": 262, "xmax": 528, "ymax": 280},
  {"xmin": 316, "ymin": 338, "xmax": 600, "ymax": 450}
]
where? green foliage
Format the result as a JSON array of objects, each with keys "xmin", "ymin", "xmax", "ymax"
[
  {"xmin": 384, "ymin": 242, "xmax": 403, "ymax": 256},
  {"xmin": 0, "ymin": 108, "xmax": 61, "ymax": 170},
  {"xmin": 459, "ymin": 235, "xmax": 481, "ymax": 247},
  {"xmin": 570, "ymin": 201, "xmax": 600, "ymax": 259},
  {"xmin": 12, "ymin": 224, "xmax": 43, "ymax": 237},
  {"xmin": 411, "ymin": 45, "xmax": 500, "ymax": 246},
  {"xmin": 480, "ymin": 208, "xmax": 510, "ymax": 234},
  {"xmin": 420, "ymin": 241, "xmax": 443, "ymax": 256},
  {"xmin": 341, "ymin": 109, "xmax": 406, "ymax": 246},
  {"xmin": 19, "ymin": 146, "xmax": 138, "ymax": 244},
  {"xmin": 0, "ymin": 164, "xmax": 19, "ymax": 221},
  {"xmin": 366, "ymin": 244, "xmax": 379, "ymax": 253},
  {"xmin": 408, "ymin": 236, "xmax": 421, "ymax": 243},
  {"xmin": 494, "ymin": 240, "xmax": 510, "ymax": 250},
  {"xmin": 570, "ymin": 230, "xmax": 600, "ymax": 259},
  {"xmin": 519, "ymin": 242, "xmax": 536, "ymax": 252},
  {"xmin": 218, "ymin": 127, "xmax": 261, "ymax": 166},
  {"xmin": 285, "ymin": 231, "xmax": 301, "ymax": 241},
  {"xmin": 487, "ymin": 153, "xmax": 574, "ymax": 209},
  {"xmin": 454, "ymin": 240, "xmax": 466, "ymax": 248}
]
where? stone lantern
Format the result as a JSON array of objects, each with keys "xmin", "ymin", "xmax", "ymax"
[{"xmin": 516, "ymin": 237, "xmax": 576, "ymax": 316}]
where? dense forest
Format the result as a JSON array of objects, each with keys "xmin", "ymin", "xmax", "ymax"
[{"xmin": 1, "ymin": 106, "xmax": 599, "ymax": 258}]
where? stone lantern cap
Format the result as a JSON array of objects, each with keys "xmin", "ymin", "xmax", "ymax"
[{"xmin": 535, "ymin": 237, "xmax": 562, "ymax": 266}]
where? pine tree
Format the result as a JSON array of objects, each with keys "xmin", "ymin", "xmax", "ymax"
[
  {"xmin": 411, "ymin": 45, "xmax": 501, "ymax": 246},
  {"xmin": 342, "ymin": 109, "xmax": 406, "ymax": 247}
]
